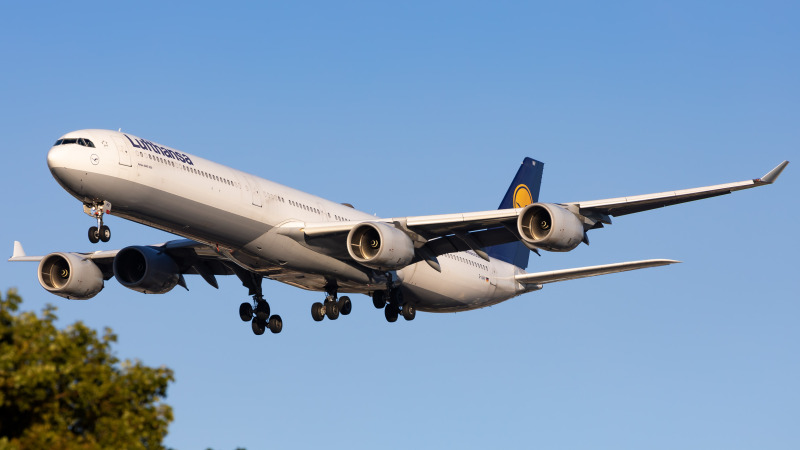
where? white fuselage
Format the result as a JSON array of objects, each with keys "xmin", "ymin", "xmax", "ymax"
[{"xmin": 46, "ymin": 129, "xmax": 533, "ymax": 312}]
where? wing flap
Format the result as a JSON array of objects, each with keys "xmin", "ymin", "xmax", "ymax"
[{"xmin": 515, "ymin": 259, "xmax": 680, "ymax": 285}]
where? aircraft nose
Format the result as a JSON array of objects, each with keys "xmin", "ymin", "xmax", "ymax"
[
  {"xmin": 46, "ymin": 144, "xmax": 86, "ymax": 196},
  {"xmin": 47, "ymin": 145, "xmax": 68, "ymax": 170}
]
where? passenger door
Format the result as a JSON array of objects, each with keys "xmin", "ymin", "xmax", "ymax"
[{"xmin": 113, "ymin": 136, "xmax": 132, "ymax": 167}]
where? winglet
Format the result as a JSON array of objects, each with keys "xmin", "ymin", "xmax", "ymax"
[
  {"xmin": 759, "ymin": 161, "xmax": 789, "ymax": 184},
  {"xmin": 12, "ymin": 241, "xmax": 26, "ymax": 258}
]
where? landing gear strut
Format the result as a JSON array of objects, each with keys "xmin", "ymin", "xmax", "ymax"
[
  {"xmin": 310, "ymin": 281, "xmax": 352, "ymax": 323},
  {"xmin": 235, "ymin": 269, "xmax": 282, "ymax": 335},
  {"xmin": 85, "ymin": 202, "xmax": 111, "ymax": 244}
]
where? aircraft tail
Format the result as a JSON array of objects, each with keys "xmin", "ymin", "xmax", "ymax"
[{"xmin": 485, "ymin": 157, "xmax": 544, "ymax": 270}]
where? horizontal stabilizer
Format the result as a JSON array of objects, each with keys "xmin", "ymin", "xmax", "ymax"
[
  {"xmin": 515, "ymin": 259, "xmax": 680, "ymax": 285},
  {"xmin": 8, "ymin": 241, "xmax": 44, "ymax": 262}
]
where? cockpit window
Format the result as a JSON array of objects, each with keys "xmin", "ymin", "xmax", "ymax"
[
  {"xmin": 54, "ymin": 137, "xmax": 95, "ymax": 148},
  {"xmin": 77, "ymin": 138, "xmax": 95, "ymax": 147}
]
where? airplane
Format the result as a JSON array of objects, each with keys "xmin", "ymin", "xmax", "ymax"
[{"xmin": 8, "ymin": 129, "xmax": 789, "ymax": 336}]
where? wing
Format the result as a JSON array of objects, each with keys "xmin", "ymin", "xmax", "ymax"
[
  {"xmin": 567, "ymin": 160, "xmax": 790, "ymax": 217},
  {"xmin": 9, "ymin": 239, "xmax": 235, "ymax": 288},
  {"xmin": 280, "ymin": 161, "xmax": 788, "ymax": 263}
]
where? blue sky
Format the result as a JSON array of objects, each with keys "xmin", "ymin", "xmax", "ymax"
[{"xmin": 1, "ymin": 1, "xmax": 798, "ymax": 449}]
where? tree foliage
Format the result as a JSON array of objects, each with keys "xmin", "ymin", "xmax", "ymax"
[{"xmin": 0, "ymin": 289, "xmax": 174, "ymax": 449}]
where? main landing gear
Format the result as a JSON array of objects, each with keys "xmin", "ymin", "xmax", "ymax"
[
  {"xmin": 310, "ymin": 282, "xmax": 352, "ymax": 322},
  {"xmin": 85, "ymin": 202, "xmax": 111, "ymax": 244},
  {"xmin": 372, "ymin": 288, "xmax": 416, "ymax": 323},
  {"xmin": 240, "ymin": 294, "xmax": 282, "ymax": 335},
  {"xmin": 235, "ymin": 270, "xmax": 282, "ymax": 335}
]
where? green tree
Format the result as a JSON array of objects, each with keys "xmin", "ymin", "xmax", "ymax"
[{"xmin": 0, "ymin": 289, "xmax": 174, "ymax": 449}]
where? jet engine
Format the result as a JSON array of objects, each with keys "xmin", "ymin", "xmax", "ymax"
[
  {"xmin": 37, "ymin": 252, "xmax": 104, "ymax": 300},
  {"xmin": 113, "ymin": 246, "xmax": 180, "ymax": 294},
  {"xmin": 517, "ymin": 203, "xmax": 585, "ymax": 252},
  {"xmin": 347, "ymin": 222, "xmax": 415, "ymax": 271}
]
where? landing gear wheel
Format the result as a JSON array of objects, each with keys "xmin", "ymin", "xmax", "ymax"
[
  {"xmin": 326, "ymin": 301, "xmax": 340, "ymax": 320},
  {"xmin": 311, "ymin": 302, "xmax": 325, "ymax": 321},
  {"xmin": 268, "ymin": 315, "xmax": 283, "ymax": 334},
  {"xmin": 251, "ymin": 318, "xmax": 266, "ymax": 335},
  {"xmin": 255, "ymin": 302, "xmax": 270, "ymax": 321},
  {"xmin": 402, "ymin": 304, "xmax": 416, "ymax": 321},
  {"xmin": 385, "ymin": 304, "xmax": 399, "ymax": 323},
  {"xmin": 239, "ymin": 302, "xmax": 253, "ymax": 321},
  {"xmin": 88, "ymin": 226, "xmax": 100, "ymax": 244},
  {"xmin": 338, "ymin": 296, "xmax": 352, "ymax": 315},
  {"xmin": 372, "ymin": 291, "xmax": 385, "ymax": 309},
  {"xmin": 99, "ymin": 225, "xmax": 111, "ymax": 242}
]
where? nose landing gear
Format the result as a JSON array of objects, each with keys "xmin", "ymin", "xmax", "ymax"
[
  {"xmin": 85, "ymin": 202, "xmax": 111, "ymax": 244},
  {"xmin": 88, "ymin": 225, "xmax": 111, "ymax": 244}
]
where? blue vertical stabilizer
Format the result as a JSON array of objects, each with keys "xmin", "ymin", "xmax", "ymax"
[{"xmin": 485, "ymin": 157, "xmax": 544, "ymax": 270}]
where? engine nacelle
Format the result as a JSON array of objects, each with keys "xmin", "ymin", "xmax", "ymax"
[
  {"xmin": 37, "ymin": 252, "xmax": 104, "ymax": 300},
  {"xmin": 113, "ymin": 246, "xmax": 180, "ymax": 294},
  {"xmin": 517, "ymin": 203, "xmax": 585, "ymax": 252},
  {"xmin": 347, "ymin": 222, "xmax": 415, "ymax": 271}
]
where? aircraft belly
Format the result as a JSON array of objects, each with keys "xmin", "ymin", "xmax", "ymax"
[
  {"xmin": 399, "ymin": 260, "xmax": 513, "ymax": 313},
  {"xmin": 245, "ymin": 230, "xmax": 374, "ymax": 285},
  {"xmin": 79, "ymin": 170, "xmax": 268, "ymax": 247}
]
